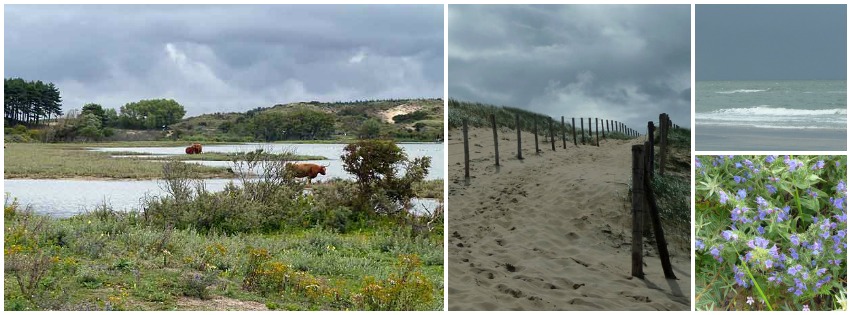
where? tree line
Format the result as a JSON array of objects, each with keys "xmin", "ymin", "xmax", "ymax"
[{"xmin": 4, "ymin": 78, "xmax": 63, "ymax": 126}]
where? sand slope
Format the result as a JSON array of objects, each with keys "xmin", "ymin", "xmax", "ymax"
[{"xmin": 448, "ymin": 127, "xmax": 690, "ymax": 311}]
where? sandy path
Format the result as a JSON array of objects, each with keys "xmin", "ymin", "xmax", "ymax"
[{"xmin": 447, "ymin": 127, "xmax": 690, "ymax": 311}]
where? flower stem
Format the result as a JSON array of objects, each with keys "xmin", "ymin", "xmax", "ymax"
[{"xmin": 742, "ymin": 262, "xmax": 773, "ymax": 311}]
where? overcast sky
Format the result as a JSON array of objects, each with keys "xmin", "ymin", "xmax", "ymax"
[
  {"xmin": 449, "ymin": 4, "xmax": 690, "ymax": 132},
  {"xmin": 5, "ymin": 5, "xmax": 444, "ymax": 116},
  {"xmin": 697, "ymin": 5, "xmax": 847, "ymax": 81}
]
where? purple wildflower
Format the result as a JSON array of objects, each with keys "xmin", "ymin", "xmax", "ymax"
[
  {"xmin": 831, "ymin": 197, "xmax": 845, "ymax": 210},
  {"xmin": 777, "ymin": 206, "xmax": 790, "ymax": 222},
  {"xmin": 790, "ymin": 234, "xmax": 800, "ymax": 246},
  {"xmin": 765, "ymin": 155, "xmax": 776, "ymax": 163},
  {"xmin": 709, "ymin": 245, "xmax": 723, "ymax": 262},
  {"xmin": 719, "ymin": 191, "xmax": 729, "ymax": 205},
  {"xmin": 765, "ymin": 184, "xmax": 777, "ymax": 195},
  {"xmin": 722, "ymin": 230, "xmax": 737, "ymax": 241},
  {"xmin": 733, "ymin": 265, "xmax": 749, "ymax": 288}
]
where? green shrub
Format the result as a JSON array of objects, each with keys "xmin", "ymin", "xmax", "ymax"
[
  {"xmin": 180, "ymin": 271, "xmax": 218, "ymax": 300},
  {"xmin": 354, "ymin": 254, "xmax": 435, "ymax": 311},
  {"xmin": 341, "ymin": 140, "xmax": 431, "ymax": 215}
]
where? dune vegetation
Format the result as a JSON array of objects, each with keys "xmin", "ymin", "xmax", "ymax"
[{"xmin": 4, "ymin": 140, "xmax": 445, "ymax": 311}]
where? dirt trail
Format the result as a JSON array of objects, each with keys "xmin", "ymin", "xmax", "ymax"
[{"xmin": 448, "ymin": 127, "xmax": 690, "ymax": 311}]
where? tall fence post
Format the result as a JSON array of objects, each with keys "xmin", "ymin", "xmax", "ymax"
[
  {"xmin": 491, "ymin": 114, "xmax": 499, "ymax": 167},
  {"xmin": 659, "ymin": 113, "xmax": 669, "ymax": 176},
  {"xmin": 572, "ymin": 117, "xmax": 577, "ymax": 146},
  {"xmin": 647, "ymin": 121, "xmax": 655, "ymax": 178},
  {"xmin": 534, "ymin": 119, "xmax": 540, "ymax": 154},
  {"xmin": 602, "ymin": 118, "xmax": 606, "ymax": 139},
  {"xmin": 631, "ymin": 144, "xmax": 645, "ymax": 279},
  {"xmin": 516, "ymin": 114, "xmax": 523, "ymax": 160},
  {"xmin": 607, "ymin": 119, "xmax": 611, "ymax": 135},
  {"xmin": 580, "ymin": 118, "xmax": 585, "ymax": 145},
  {"xmin": 643, "ymin": 149, "xmax": 677, "ymax": 279},
  {"xmin": 561, "ymin": 116, "xmax": 567, "ymax": 149},
  {"xmin": 463, "ymin": 118, "xmax": 470, "ymax": 183},
  {"xmin": 587, "ymin": 118, "xmax": 592, "ymax": 144},
  {"xmin": 550, "ymin": 119, "xmax": 555, "ymax": 151},
  {"xmin": 595, "ymin": 118, "xmax": 600, "ymax": 147}
]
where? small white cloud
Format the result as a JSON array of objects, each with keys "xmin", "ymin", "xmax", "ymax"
[{"xmin": 349, "ymin": 50, "xmax": 366, "ymax": 63}]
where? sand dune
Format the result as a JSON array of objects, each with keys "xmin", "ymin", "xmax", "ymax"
[{"xmin": 448, "ymin": 127, "xmax": 691, "ymax": 311}]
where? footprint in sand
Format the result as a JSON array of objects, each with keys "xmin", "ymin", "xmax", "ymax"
[{"xmin": 496, "ymin": 284, "xmax": 525, "ymax": 298}]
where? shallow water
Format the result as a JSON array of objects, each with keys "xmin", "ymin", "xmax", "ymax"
[
  {"xmin": 6, "ymin": 142, "xmax": 444, "ymax": 217},
  {"xmin": 92, "ymin": 142, "xmax": 444, "ymax": 180},
  {"xmin": 5, "ymin": 178, "xmax": 441, "ymax": 218}
]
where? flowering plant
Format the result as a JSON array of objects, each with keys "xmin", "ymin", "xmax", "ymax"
[{"xmin": 696, "ymin": 155, "xmax": 846, "ymax": 311}]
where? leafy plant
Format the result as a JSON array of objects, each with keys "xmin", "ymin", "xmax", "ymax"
[{"xmin": 695, "ymin": 155, "xmax": 847, "ymax": 311}]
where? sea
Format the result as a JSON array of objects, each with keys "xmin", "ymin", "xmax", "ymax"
[{"xmin": 696, "ymin": 80, "xmax": 847, "ymax": 151}]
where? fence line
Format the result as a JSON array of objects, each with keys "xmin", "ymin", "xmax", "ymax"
[
  {"xmin": 457, "ymin": 114, "xmax": 645, "ymax": 179},
  {"xmin": 454, "ymin": 112, "xmax": 681, "ymax": 280}
]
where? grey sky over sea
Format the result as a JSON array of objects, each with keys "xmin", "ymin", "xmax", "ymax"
[
  {"xmin": 696, "ymin": 5, "xmax": 847, "ymax": 81},
  {"xmin": 449, "ymin": 4, "xmax": 691, "ymax": 132},
  {"xmin": 5, "ymin": 5, "xmax": 444, "ymax": 116}
]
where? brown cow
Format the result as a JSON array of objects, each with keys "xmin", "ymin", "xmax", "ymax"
[
  {"xmin": 184, "ymin": 143, "xmax": 203, "ymax": 155},
  {"xmin": 285, "ymin": 163, "xmax": 327, "ymax": 187}
]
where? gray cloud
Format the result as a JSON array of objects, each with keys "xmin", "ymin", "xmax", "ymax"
[
  {"xmin": 696, "ymin": 5, "xmax": 846, "ymax": 81},
  {"xmin": 449, "ymin": 4, "xmax": 691, "ymax": 131},
  {"xmin": 5, "ymin": 4, "xmax": 444, "ymax": 116}
]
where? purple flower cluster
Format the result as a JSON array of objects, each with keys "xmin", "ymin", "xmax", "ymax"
[
  {"xmin": 784, "ymin": 156, "xmax": 805, "ymax": 172},
  {"xmin": 697, "ymin": 155, "xmax": 847, "ymax": 308}
]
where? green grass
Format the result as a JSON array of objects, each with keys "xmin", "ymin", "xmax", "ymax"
[
  {"xmin": 4, "ymin": 143, "xmax": 234, "ymax": 179},
  {"xmin": 4, "ymin": 203, "xmax": 443, "ymax": 311},
  {"xmin": 664, "ymin": 127, "xmax": 690, "ymax": 150},
  {"xmin": 448, "ymin": 99, "xmax": 567, "ymax": 133}
]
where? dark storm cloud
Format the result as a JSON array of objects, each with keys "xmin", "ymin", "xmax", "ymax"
[
  {"xmin": 697, "ymin": 5, "xmax": 847, "ymax": 81},
  {"xmin": 449, "ymin": 5, "xmax": 691, "ymax": 131},
  {"xmin": 5, "ymin": 4, "xmax": 444, "ymax": 115}
]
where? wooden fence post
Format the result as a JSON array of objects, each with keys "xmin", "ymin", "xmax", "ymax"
[
  {"xmin": 561, "ymin": 116, "xmax": 566, "ymax": 149},
  {"xmin": 535, "ymin": 119, "xmax": 541, "ymax": 154},
  {"xmin": 491, "ymin": 114, "xmax": 499, "ymax": 167},
  {"xmin": 516, "ymin": 114, "xmax": 523, "ymax": 160},
  {"xmin": 580, "ymin": 118, "xmax": 585, "ymax": 145},
  {"xmin": 659, "ymin": 113, "xmax": 669, "ymax": 176},
  {"xmin": 602, "ymin": 118, "xmax": 606, "ymax": 139},
  {"xmin": 643, "ymin": 155, "xmax": 677, "ymax": 279},
  {"xmin": 595, "ymin": 118, "xmax": 600, "ymax": 147},
  {"xmin": 587, "ymin": 118, "xmax": 592, "ymax": 144},
  {"xmin": 631, "ymin": 144, "xmax": 645, "ymax": 279},
  {"xmin": 463, "ymin": 118, "xmax": 470, "ymax": 183},
  {"xmin": 550, "ymin": 119, "xmax": 555, "ymax": 151},
  {"xmin": 572, "ymin": 118, "xmax": 577, "ymax": 146},
  {"xmin": 647, "ymin": 121, "xmax": 655, "ymax": 177},
  {"xmin": 607, "ymin": 119, "xmax": 611, "ymax": 135}
]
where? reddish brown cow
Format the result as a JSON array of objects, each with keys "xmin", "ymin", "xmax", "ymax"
[
  {"xmin": 184, "ymin": 143, "xmax": 203, "ymax": 155},
  {"xmin": 286, "ymin": 163, "xmax": 327, "ymax": 186}
]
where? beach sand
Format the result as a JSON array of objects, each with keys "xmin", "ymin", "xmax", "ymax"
[
  {"xmin": 447, "ymin": 127, "xmax": 691, "ymax": 311},
  {"xmin": 696, "ymin": 125, "xmax": 847, "ymax": 151}
]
